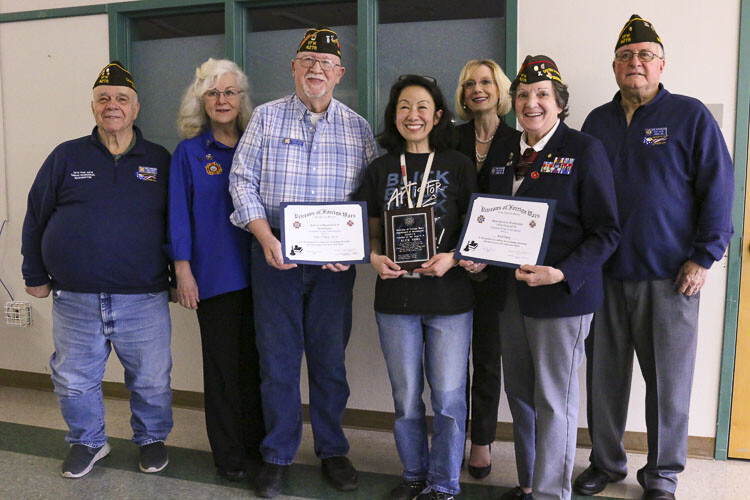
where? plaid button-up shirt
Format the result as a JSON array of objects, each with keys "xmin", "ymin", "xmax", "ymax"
[{"xmin": 230, "ymin": 94, "xmax": 377, "ymax": 230}]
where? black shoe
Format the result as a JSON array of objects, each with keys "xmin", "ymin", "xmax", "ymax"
[
  {"xmin": 467, "ymin": 444, "xmax": 492, "ymax": 479},
  {"xmin": 139, "ymin": 442, "xmax": 168, "ymax": 473},
  {"xmin": 499, "ymin": 486, "xmax": 533, "ymax": 499},
  {"xmin": 322, "ymin": 456, "xmax": 359, "ymax": 491},
  {"xmin": 390, "ymin": 479, "xmax": 427, "ymax": 500},
  {"xmin": 642, "ymin": 489, "xmax": 676, "ymax": 500},
  {"xmin": 218, "ymin": 467, "xmax": 247, "ymax": 482},
  {"xmin": 255, "ymin": 463, "xmax": 287, "ymax": 498},
  {"xmin": 416, "ymin": 489, "xmax": 454, "ymax": 500},
  {"xmin": 61, "ymin": 443, "xmax": 111, "ymax": 478},
  {"xmin": 573, "ymin": 465, "xmax": 614, "ymax": 495}
]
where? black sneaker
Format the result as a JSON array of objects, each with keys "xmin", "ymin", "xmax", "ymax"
[
  {"xmin": 61, "ymin": 443, "xmax": 111, "ymax": 478},
  {"xmin": 390, "ymin": 479, "xmax": 427, "ymax": 499},
  {"xmin": 416, "ymin": 489, "xmax": 455, "ymax": 500},
  {"xmin": 138, "ymin": 442, "xmax": 168, "ymax": 473},
  {"xmin": 321, "ymin": 456, "xmax": 359, "ymax": 491}
]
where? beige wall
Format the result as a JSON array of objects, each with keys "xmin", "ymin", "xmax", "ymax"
[{"xmin": 0, "ymin": 0, "xmax": 742, "ymax": 440}]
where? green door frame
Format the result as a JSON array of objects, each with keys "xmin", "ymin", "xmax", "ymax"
[{"xmin": 715, "ymin": 0, "xmax": 750, "ymax": 460}]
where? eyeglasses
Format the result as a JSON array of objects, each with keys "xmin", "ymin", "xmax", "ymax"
[
  {"xmin": 204, "ymin": 89, "xmax": 243, "ymax": 100},
  {"xmin": 464, "ymin": 78, "xmax": 495, "ymax": 90},
  {"xmin": 295, "ymin": 56, "xmax": 340, "ymax": 71},
  {"xmin": 614, "ymin": 50, "xmax": 663, "ymax": 63},
  {"xmin": 398, "ymin": 74, "xmax": 437, "ymax": 85}
]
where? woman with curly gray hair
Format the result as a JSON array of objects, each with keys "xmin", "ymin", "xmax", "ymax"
[{"xmin": 166, "ymin": 58, "xmax": 263, "ymax": 481}]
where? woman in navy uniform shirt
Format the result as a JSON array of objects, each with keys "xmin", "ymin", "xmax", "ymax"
[
  {"xmin": 167, "ymin": 58, "xmax": 263, "ymax": 481},
  {"xmin": 478, "ymin": 56, "xmax": 620, "ymax": 500}
]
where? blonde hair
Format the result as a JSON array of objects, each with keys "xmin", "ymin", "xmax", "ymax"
[
  {"xmin": 177, "ymin": 58, "xmax": 253, "ymax": 139},
  {"xmin": 454, "ymin": 59, "xmax": 512, "ymax": 121}
]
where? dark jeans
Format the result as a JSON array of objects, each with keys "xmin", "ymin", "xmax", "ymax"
[
  {"xmin": 251, "ymin": 239, "xmax": 355, "ymax": 464},
  {"xmin": 196, "ymin": 288, "xmax": 264, "ymax": 470}
]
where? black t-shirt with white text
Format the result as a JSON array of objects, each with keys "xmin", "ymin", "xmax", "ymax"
[{"xmin": 355, "ymin": 150, "xmax": 476, "ymax": 315}]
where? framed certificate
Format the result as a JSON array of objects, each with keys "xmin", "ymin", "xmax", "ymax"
[
  {"xmin": 454, "ymin": 194, "xmax": 556, "ymax": 268},
  {"xmin": 280, "ymin": 201, "xmax": 369, "ymax": 265},
  {"xmin": 384, "ymin": 206, "xmax": 436, "ymax": 272}
]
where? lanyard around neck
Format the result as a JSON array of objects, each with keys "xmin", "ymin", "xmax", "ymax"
[{"xmin": 399, "ymin": 151, "xmax": 435, "ymax": 209}]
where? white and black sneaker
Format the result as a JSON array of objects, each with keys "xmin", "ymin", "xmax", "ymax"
[
  {"xmin": 139, "ymin": 442, "xmax": 168, "ymax": 473},
  {"xmin": 61, "ymin": 443, "xmax": 111, "ymax": 478}
]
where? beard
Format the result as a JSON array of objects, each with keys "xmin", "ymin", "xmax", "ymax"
[{"xmin": 302, "ymin": 76, "xmax": 328, "ymax": 99}]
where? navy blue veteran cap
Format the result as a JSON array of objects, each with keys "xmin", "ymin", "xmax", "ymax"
[
  {"xmin": 297, "ymin": 27, "xmax": 341, "ymax": 58},
  {"xmin": 93, "ymin": 61, "xmax": 137, "ymax": 92},
  {"xmin": 516, "ymin": 55, "xmax": 563, "ymax": 85},
  {"xmin": 616, "ymin": 14, "xmax": 663, "ymax": 50}
]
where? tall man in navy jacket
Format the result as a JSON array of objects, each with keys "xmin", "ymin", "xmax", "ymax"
[
  {"xmin": 21, "ymin": 62, "xmax": 173, "ymax": 479},
  {"xmin": 573, "ymin": 15, "xmax": 734, "ymax": 500}
]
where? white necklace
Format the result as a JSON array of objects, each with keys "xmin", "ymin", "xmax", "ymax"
[{"xmin": 474, "ymin": 122, "xmax": 500, "ymax": 144}]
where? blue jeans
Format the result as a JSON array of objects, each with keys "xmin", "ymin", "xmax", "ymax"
[
  {"xmin": 376, "ymin": 311, "xmax": 472, "ymax": 495},
  {"xmin": 50, "ymin": 290, "xmax": 173, "ymax": 447},
  {"xmin": 251, "ymin": 240, "xmax": 355, "ymax": 464}
]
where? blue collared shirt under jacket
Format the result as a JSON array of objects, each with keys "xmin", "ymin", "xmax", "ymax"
[
  {"xmin": 21, "ymin": 127, "xmax": 171, "ymax": 293},
  {"xmin": 229, "ymin": 94, "xmax": 377, "ymax": 230},
  {"xmin": 166, "ymin": 129, "xmax": 251, "ymax": 300},
  {"xmin": 582, "ymin": 85, "xmax": 734, "ymax": 281}
]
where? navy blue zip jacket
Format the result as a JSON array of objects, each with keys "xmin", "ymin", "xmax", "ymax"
[
  {"xmin": 22, "ymin": 127, "xmax": 171, "ymax": 293},
  {"xmin": 582, "ymin": 85, "xmax": 734, "ymax": 281}
]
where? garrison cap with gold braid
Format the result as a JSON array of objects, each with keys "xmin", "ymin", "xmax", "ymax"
[
  {"xmin": 516, "ymin": 55, "xmax": 563, "ymax": 85},
  {"xmin": 93, "ymin": 61, "xmax": 137, "ymax": 92},
  {"xmin": 616, "ymin": 14, "xmax": 663, "ymax": 50},
  {"xmin": 297, "ymin": 27, "xmax": 341, "ymax": 58}
]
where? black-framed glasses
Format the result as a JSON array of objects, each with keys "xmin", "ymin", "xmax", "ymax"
[
  {"xmin": 295, "ymin": 56, "xmax": 340, "ymax": 71},
  {"xmin": 614, "ymin": 50, "xmax": 662, "ymax": 63},
  {"xmin": 398, "ymin": 74, "xmax": 437, "ymax": 85},
  {"xmin": 204, "ymin": 89, "xmax": 243, "ymax": 100}
]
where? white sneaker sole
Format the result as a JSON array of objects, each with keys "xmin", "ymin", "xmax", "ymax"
[
  {"xmin": 61, "ymin": 442, "xmax": 111, "ymax": 479},
  {"xmin": 139, "ymin": 457, "xmax": 169, "ymax": 473}
]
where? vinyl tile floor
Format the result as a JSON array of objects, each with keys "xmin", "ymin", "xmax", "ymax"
[{"xmin": 0, "ymin": 386, "xmax": 747, "ymax": 499}]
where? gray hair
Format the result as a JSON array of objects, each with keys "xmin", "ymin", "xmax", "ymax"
[{"xmin": 177, "ymin": 58, "xmax": 252, "ymax": 139}]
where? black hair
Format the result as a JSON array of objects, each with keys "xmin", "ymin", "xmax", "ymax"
[
  {"xmin": 509, "ymin": 78, "xmax": 570, "ymax": 119},
  {"xmin": 378, "ymin": 75, "xmax": 456, "ymax": 155}
]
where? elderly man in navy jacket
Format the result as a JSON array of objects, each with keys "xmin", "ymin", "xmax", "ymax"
[
  {"xmin": 21, "ymin": 62, "xmax": 173, "ymax": 480},
  {"xmin": 573, "ymin": 15, "xmax": 734, "ymax": 500}
]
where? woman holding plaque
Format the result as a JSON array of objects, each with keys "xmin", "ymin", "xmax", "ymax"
[
  {"xmin": 478, "ymin": 55, "xmax": 620, "ymax": 500},
  {"xmin": 453, "ymin": 59, "xmax": 520, "ymax": 482},
  {"xmin": 355, "ymin": 75, "xmax": 476, "ymax": 500},
  {"xmin": 167, "ymin": 58, "xmax": 264, "ymax": 480}
]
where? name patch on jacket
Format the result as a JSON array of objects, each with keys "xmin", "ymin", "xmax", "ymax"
[
  {"xmin": 282, "ymin": 138, "xmax": 304, "ymax": 146},
  {"xmin": 643, "ymin": 128, "xmax": 668, "ymax": 145},
  {"xmin": 490, "ymin": 166, "xmax": 506, "ymax": 175},
  {"xmin": 540, "ymin": 157, "xmax": 574, "ymax": 175},
  {"xmin": 136, "ymin": 166, "xmax": 158, "ymax": 182},
  {"xmin": 70, "ymin": 171, "xmax": 95, "ymax": 180}
]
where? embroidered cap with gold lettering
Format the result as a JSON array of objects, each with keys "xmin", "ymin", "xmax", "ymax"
[
  {"xmin": 515, "ymin": 55, "xmax": 563, "ymax": 85},
  {"xmin": 93, "ymin": 60, "xmax": 137, "ymax": 92},
  {"xmin": 615, "ymin": 14, "xmax": 662, "ymax": 50},
  {"xmin": 297, "ymin": 27, "xmax": 341, "ymax": 58}
]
